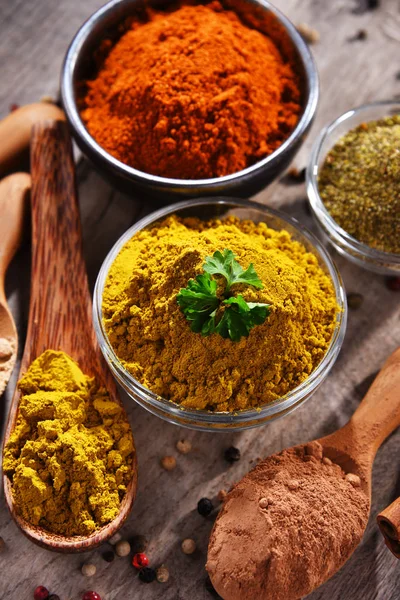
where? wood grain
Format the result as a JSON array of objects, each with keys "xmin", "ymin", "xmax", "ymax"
[
  {"xmin": 2, "ymin": 121, "xmax": 137, "ymax": 553},
  {"xmin": 0, "ymin": 0, "xmax": 400, "ymax": 598}
]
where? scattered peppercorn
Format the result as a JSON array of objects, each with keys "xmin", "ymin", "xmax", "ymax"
[
  {"xmin": 82, "ymin": 592, "xmax": 102, "ymax": 600},
  {"xmin": 40, "ymin": 95, "xmax": 56, "ymax": 104},
  {"xmin": 108, "ymin": 532, "xmax": 122, "ymax": 545},
  {"xmin": 81, "ymin": 563, "xmax": 97, "ymax": 577},
  {"xmin": 346, "ymin": 473, "xmax": 361, "ymax": 487},
  {"xmin": 9, "ymin": 103, "xmax": 19, "ymax": 112},
  {"xmin": 366, "ymin": 0, "xmax": 379, "ymax": 9},
  {"xmin": 349, "ymin": 29, "xmax": 367, "ymax": 41},
  {"xmin": 176, "ymin": 439, "xmax": 192, "ymax": 454},
  {"xmin": 48, "ymin": 596, "xmax": 60, "ymax": 600},
  {"xmin": 197, "ymin": 497, "xmax": 214, "ymax": 516},
  {"xmin": 386, "ymin": 277, "xmax": 400, "ymax": 291},
  {"xmin": 139, "ymin": 567, "xmax": 157, "ymax": 583},
  {"xmin": 161, "ymin": 455, "xmax": 177, "ymax": 471},
  {"xmin": 115, "ymin": 540, "xmax": 131, "ymax": 557},
  {"xmin": 347, "ymin": 293, "xmax": 364, "ymax": 310},
  {"xmin": 286, "ymin": 166, "xmax": 306, "ymax": 183},
  {"xmin": 224, "ymin": 446, "xmax": 241, "ymax": 463},
  {"xmin": 156, "ymin": 564, "xmax": 170, "ymax": 583},
  {"xmin": 396, "ymin": 71, "xmax": 400, "ymax": 81},
  {"xmin": 296, "ymin": 23, "xmax": 320, "ymax": 44},
  {"xmin": 102, "ymin": 550, "xmax": 115, "ymax": 563},
  {"xmin": 34, "ymin": 587, "xmax": 49, "ymax": 600},
  {"xmin": 205, "ymin": 575, "xmax": 221, "ymax": 597},
  {"xmin": 217, "ymin": 489, "xmax": 228, "ymax": 502},
  {"xmin": 181, "ymin": 538, "xmax": 197, "ymax": 554},
  {"xmin": 0, "ymin": 536, "xmax": 5, "ymax": 552},
  {"xmin": 131, "ymin": 534, "xmax": 148, "ymax": 553},
  {"xmin": 132, "ymin": 552, "xmax": 149, "ymax": 569}
]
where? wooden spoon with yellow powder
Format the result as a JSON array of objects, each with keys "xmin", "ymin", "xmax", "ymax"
[{"xmin": 2, "ymin": 121, "xmax": 137, "ymax": 552}]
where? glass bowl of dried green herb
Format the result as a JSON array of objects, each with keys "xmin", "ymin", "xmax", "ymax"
[
  {"xmin": 93, "ymin": 197, "xmax": 346, "ymax": 431},
  {"xmin": 307, "ymin": 100, "xmax": 400, "ymax": 274}
]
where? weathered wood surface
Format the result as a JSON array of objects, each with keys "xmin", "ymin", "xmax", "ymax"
[{"xmin": 0, "ymin": 0, "xmax": 400, "ymax": 599}]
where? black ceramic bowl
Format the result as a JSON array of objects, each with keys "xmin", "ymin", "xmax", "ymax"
[{"xmin": 61, "ymin": 0, "xmax": 319, "ymax": 201}]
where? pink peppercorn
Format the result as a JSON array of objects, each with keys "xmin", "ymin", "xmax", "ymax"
[
  {"xmin": 82, "ymin": 593, "xmax": 102, "ymax": 600},
  {"xmin": 132, "ymin": 552, "xmax": 149, "ymax": 569},
  {"xmin": 34, "ymin": 587, "xmax": 49, "ymax": 600},
  {"xmin": 386, "ymin": 277, "xmax": 400, "ymax": 291}
]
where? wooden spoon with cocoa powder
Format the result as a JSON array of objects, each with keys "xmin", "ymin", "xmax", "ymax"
[{"xmin": 207, "ymin": 348, "xmax": 400, "ymax": 600}]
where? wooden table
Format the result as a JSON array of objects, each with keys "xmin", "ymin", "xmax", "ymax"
[{"xmin": 1, "ymin": 1, "xmax": 400, "ymax": 598}]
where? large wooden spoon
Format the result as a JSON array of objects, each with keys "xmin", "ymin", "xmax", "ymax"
[
  {"xmin": 207, "ymin": 348, "xmax": 400, "ymax": 600},
  {"xmin": 0, "ymin": 173, "xmax": 30, "ymax": 395},
  {"xmin": 2, "ymin": 121, "xmax": 137, "ymax": 552}
]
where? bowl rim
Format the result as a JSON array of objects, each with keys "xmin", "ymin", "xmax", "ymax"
[
  {"xmin": 61, "ymin": 0, "xmax": 319, "ymax": 189},
  {"xmin": 306, "ymin": 100, "xmax": 400, "ymax": 267},
  {"xmin": 93, "ymin": 197, "xmax": 347, "ymax": 426}
]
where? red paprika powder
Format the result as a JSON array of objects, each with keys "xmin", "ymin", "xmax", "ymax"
[{"xmin": 81, "ymin": 1, "xmax": 301, "ymax": 179}]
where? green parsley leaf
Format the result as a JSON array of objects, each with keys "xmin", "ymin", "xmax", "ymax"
[
  {"xmin": 216, "ymin": 295, "xmax": 270, "ymax": 342},
  {"xmin": 177, "ymin": 249, "xmax": 270, "ymax": 341},
  {"xmin": 176, "ymin": 273, "xmax": 219, "ymax": 334},
  {"xmin": 204, "ymin": 249, "xmax": 263, "ymax": 292}
]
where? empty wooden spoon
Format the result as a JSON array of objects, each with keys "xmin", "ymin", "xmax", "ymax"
[
  {"xmin": 207, "ymin": 347, "xmax": 400, "ymax": 600},
  {"xmin": 0, "ymin": 173, "xmax": 30, "ymax": 395},
  {"xmin": 377, "ymin": 497, "xmax": 400, "ymax": 559},
  {"xmin": 2, "ymin": 121, "xmax": 137, "ymax": 552}
]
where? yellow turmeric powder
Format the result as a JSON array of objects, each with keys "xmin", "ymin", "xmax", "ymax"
[
  {"xmin": 3, "ymin": 350, "xmax": 134, "ymax": 536},
  {"xmin": 103, "ymin": 215, "xmax": 338, "ymax": 412}
]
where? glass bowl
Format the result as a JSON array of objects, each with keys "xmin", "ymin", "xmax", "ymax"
[
  {"xmin": 93, "ymin": 198, "xmax": 347, "ymax": 431},
  {"xmin": 307, "ymin": 100, "xmax": 400, "ymax": 275}
]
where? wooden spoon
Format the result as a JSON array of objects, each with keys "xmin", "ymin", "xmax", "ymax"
[
  {"xmin": 2, "ymin": 121, "xmax": 137, "ymax": 552},
  {"xmin": 0, "ymin": 173, "xmax": 30, "ymax": 395},
  {"xmin": 377, "ymin": 498, "xmax": 400, "ymax": 559},
  {"xmin": 207, "ymin": 347, "xmax": 400, "ymax": 600}
]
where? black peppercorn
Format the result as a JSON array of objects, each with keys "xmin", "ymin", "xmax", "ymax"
[
  {"xmin": 347, "ymin": 293, "xmax": 364, "ymax": 310},
  {"xmin": 102, "ymin": 550, "xmax": 115, "ymax": 562},
  {"xmin": 48, "ymin": 596, "xmax": 60, "ymax": 600},
  {"xmin": 139, "ymin": 567, "xmax": 157, "ymax": 583},
  {"xmin": 224, "ymin": 446, "xmax": 241, "ymax": 463},
  {"xmin": 197, "ymin": 497, "xmax": 214, "ymax": 516}
]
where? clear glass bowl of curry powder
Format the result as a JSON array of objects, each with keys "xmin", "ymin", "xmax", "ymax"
[
  {"xmin": 93, "ymin": 198, "xmax": 346, "ymax": 431},
  {"xmin": 307, "ymin": 101, "xmax": 400, "ymax": 274}
]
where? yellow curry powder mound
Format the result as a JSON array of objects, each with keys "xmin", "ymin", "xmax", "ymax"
[
  {"xmin": 3, "ymin": 350, "xmax": 134, "ymax": 536},
  {"xmin": 103, "ymin": 215, "xmax": 338, "ymax": 412}
]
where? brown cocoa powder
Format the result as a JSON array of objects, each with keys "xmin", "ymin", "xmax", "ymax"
[{"xmin": 207, "ymin": 441, "xmax": 369, "ymax": 600}]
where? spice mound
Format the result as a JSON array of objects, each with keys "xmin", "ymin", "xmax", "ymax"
[
  {"xmin": 102, "ymin": 215, "xmax": 338, "ymax": 412},
  {"xmin": 81, "ymin": 1, "xmax": 301, "ymax": 179},
  {"xmin": 318, "ymin": 114, "xmax": 400, "ymax": 254},
  {"xmin": 3, "ymin": 350, "xmax": 135, "ymax": 536},
  {"xmin": 206, "ymin": 442, "xmax": 369, "ymax": 600}
]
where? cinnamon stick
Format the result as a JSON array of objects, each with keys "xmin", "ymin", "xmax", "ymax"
[{"xmin": 377, "ymin": 497, "xmax": 400, "ymax": 559}]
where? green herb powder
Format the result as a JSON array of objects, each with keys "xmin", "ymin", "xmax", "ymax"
[{"xmin": 318, "ymin": 114, "xmax": 400, "ymax": 254}]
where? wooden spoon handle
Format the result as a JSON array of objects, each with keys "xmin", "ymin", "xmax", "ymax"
[
  {"xmin": 0, "ymin": 103, "xmax": 65, "ymax": 177},
  {"xmin": 0, "ymin": 173, "xmax": 30, "ymax": 300},
  {"xmin": 25, "ymin": 120, "xmax": 98, "ymax": 375},
  {"xmin": 377, "ymin": 498, "xmax": 400, "ymax": 559},
  {"xmin": 347, "ymin": 348, "xmax": 400, "ymax": 454}
]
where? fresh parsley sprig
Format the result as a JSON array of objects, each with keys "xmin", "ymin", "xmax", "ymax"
[{"xmin": 177, "ymin": 249, "xmax": 270, "ymax": 342}]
